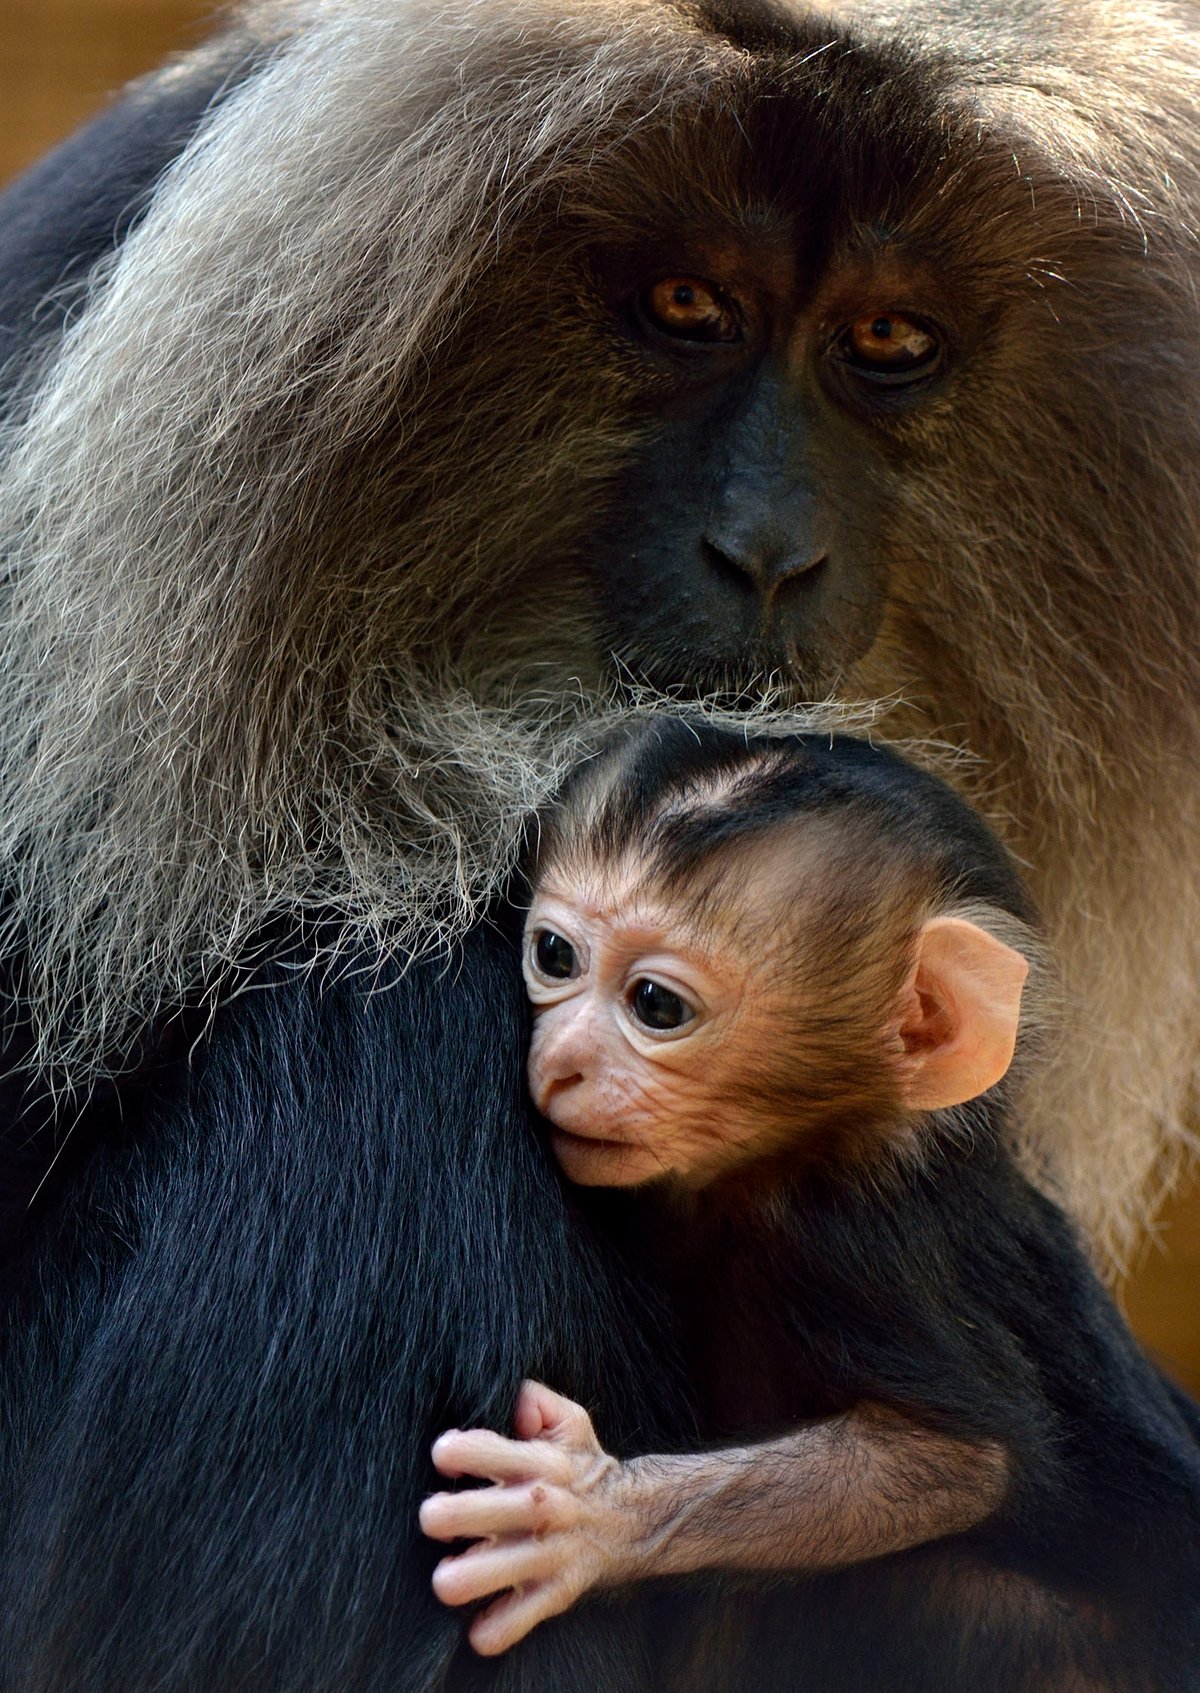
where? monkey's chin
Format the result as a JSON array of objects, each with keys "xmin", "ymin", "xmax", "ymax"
[
  {"xmin": 608, "ymin": 647, "xmax": 844, "ymax": 710},
  {"xmin": 547, "ymin": 1125, "xmax": 661, "ymax": 1189}
]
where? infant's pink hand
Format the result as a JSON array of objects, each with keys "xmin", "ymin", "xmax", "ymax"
[{"xmin": 420, "ymin": 1384, "xmax": 632, "ymax": 1655}]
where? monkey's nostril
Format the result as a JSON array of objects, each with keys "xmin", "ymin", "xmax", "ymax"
[
  {"xmin": 776, "ymin": 552, "xmax": 829, "ymax": 593},
  {"xmin": 703, "ymin": 535, "xmax": 829, "ymax": 599},
  {"xmin": 543, "ymin": 1072, "xmax": 585, "ymax": 1100},
  {"xmin": 701, "ymin": 536, "xmax": 758, "ymax": 596}
]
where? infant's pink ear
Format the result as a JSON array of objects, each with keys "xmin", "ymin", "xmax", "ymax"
[{"xmin": 894, "ymin": 916, "xmax": 1029, "ymax": 1112}]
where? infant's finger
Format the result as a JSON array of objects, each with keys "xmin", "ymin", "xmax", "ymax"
[
  {"xmin": 515, "ymin": 1381, "xmax": 593, "ymax": 1444},
  {"xmin": 468, "ymin": 1578, "xmax": 575, "ymax": 1657},
  {"xmin": 432, "ymin": 1428, "xmax": 567, "ymax": 1484},
  {"xmin": 421, "ymin": 1482, "xmax": 571, "ymax": 1543},
  {"xmin": 513, "ymin": 1380, "xmax": 557, "ymax": 1440},
  {"xmin": 432, "ymin": 1538, "xmax": 556, "ymax": 1608}
]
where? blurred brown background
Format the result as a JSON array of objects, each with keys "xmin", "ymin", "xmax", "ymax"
[{"xmin": 2, "ymin": 0, "xmax": 1198, "ymax": 1393}]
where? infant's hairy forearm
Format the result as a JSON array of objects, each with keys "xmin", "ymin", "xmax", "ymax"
[{"xmin": 615, "ymin": 1406, "xmax": 1008, "ymax": 1582}]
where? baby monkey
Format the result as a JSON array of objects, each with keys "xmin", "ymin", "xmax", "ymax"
[{"xmin": 422, "ymin": 721, "xmax": 1200, "ymax": 1692}]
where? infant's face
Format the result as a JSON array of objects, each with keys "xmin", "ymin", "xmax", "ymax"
[{"xmin": 522, "ymin": 858, "xmax": 784, "ymax": 1189}]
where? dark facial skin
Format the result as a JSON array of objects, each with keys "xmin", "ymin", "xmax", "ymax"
[{"xmin": 583, "ymin": 233, "xmax": 955, "ymax": 696}]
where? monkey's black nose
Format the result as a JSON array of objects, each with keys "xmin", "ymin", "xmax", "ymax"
[{"xmin": 702, "ymin": 533, "xmax": 829, "ymax": 603}]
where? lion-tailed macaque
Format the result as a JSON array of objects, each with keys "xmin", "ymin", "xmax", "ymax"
[
  {"xmin": 422, "ymin": 720, "xmax": 1200, "ymax": 1692},
  {"xmin": 3, "ymin": 2, "xmax": 1200, "ymax": 1682}
]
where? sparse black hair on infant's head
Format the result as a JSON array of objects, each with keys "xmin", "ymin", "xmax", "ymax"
[{"xmin": 528, "ymin": 716, "xmax": 1037, "ymax": 940}]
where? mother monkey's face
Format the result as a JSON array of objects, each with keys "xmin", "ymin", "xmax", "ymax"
[{"xmin": 533, "ymin": 46, "xmax": 1008, "ymax": 704}]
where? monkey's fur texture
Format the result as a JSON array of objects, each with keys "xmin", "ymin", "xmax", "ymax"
[
  {"xmin": 0, "ymin": 0, "xmax": 1197, "ymax": 1269},
  {"xmin": 0, "ymin": 2, "xmax": 1197, "ymax": 1684}
]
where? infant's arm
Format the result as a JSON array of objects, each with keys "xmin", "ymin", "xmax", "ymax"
[{"xmin": 419, "ymin": 1380, "xmax": 1006, "ymax": 1656}]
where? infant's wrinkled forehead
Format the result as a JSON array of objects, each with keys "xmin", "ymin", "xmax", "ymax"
[
  {"xmin": 528, "ymin": 828, "xmax": 820, "ymax": 956},
  {"xmin": 529, "ymin": 848, "xmax": 702, "ymax": 932}
]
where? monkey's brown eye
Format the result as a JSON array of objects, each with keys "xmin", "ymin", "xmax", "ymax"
[
  {"xmin": 837, "ymin": 312, "xmax": 941, "ymax": 384},
  {"xmin": 641, "ymin": 277, "xmax": 741, "ymax": 344},
  {"xmin": 533, "ymin": 931, "xmax": 578, "ymax": 980},
  {"xmin": 629, "ymin": 979, "xmax": 695, "ymax": 1032}
]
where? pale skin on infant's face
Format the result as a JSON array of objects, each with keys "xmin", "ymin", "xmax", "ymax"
[{"xmin": 523, "ymin": 856, "xmax": 786, "ymax": 1189}]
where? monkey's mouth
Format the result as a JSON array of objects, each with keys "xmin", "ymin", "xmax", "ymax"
[{"xmin": 549, "ymin": 1124, "xmax": 632, "ymax": 1155}]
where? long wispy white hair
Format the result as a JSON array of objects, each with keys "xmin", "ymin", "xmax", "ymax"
[{"xmin": 0, "ymin": 0, "xmax": 1197, "ymax": 1267}]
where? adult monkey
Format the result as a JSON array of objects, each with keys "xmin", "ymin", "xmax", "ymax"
[{"xmin": 0, "ymin": 0, "xmax": 1197, "ymax": 1688}]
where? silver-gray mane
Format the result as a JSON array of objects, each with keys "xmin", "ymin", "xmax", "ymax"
[{"xmin": 0, "ymin": 0, "xmax": 1197, "ymax": 1268}]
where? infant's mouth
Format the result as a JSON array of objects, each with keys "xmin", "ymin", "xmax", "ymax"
[{"xmin": 550, "ymin": 1124, "xmax": 631, "ymax": 1154}]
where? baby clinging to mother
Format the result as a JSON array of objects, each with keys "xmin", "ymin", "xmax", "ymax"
[{"xmin": 423, "ymin": 718, "xmax": 1200, "ymax": 1692}]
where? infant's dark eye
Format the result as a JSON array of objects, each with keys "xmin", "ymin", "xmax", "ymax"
[
  {"xmin": 533, "ymin": 930, "xmax": 577, "ymax": 979},
  {"xmin": 630, "ymin": 979, "xmax": 695, "ymax": 1032}
]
